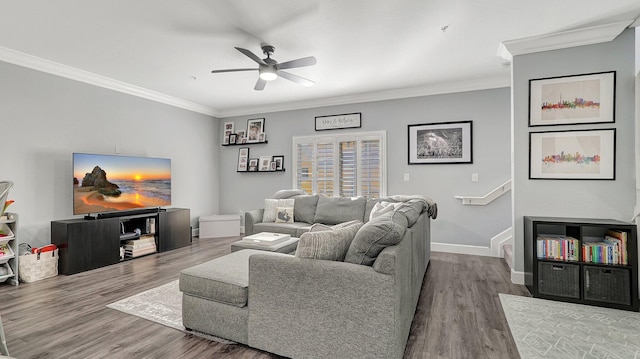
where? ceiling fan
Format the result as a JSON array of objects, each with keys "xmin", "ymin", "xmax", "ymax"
[{"xmin": 211, "ymin": 44, "xmax": 317, "ymax": 91}]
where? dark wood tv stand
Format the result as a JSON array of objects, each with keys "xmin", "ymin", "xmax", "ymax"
[{"xmin": 51, "ymin": 208, "xmax": 191, "ymax": 275}]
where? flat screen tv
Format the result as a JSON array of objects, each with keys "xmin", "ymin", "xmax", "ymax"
[{"xmin": 73, "ymin": 153, "xmax": 171, "ymax": 216}]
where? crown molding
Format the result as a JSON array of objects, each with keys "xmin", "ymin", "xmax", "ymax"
[
  {"xmin": 216, "ymin": 75, "xmax": 511, "ymax": 118},
  {"xmin": 0, "ymin": 46, "xmax": 219, "ymax": 117},
  {"xmin": 498, "ymin": 20, "xmax": 633, "ymax": 60}
]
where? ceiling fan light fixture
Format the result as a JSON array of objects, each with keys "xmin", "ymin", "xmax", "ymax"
[{"xmin": 259, "ymin": 67, "xmax": 278, "ymax": 81}]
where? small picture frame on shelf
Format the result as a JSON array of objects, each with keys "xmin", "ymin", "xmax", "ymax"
[
  {"xmin": 259, "ymin": 156, "xmax": 271, "ymax": 171},
  {"xmin": 229, "ymin": 134, "xmax": 238, "ymax": 145},
  {"xmin": 241, "ymin": 137, "xmax": 247, "ymax": 144},
  {"xmin": 248, "ymin": 158, "xmax": 259, "ymax": 172},
  {"xmin": 272, "ymin": 155, "xmax": 284, "ymax": 170},
  {"xmin": 223, "ymin": 121, "xmax": 235, "ymax": 145},
  {"xmin": 247, "ymin": 118, "xmax": 265, "ymax": 143},
  {"xmin": 236, "ymin": 130, "xmax": 245, "ymax": 138},
  {"xmin": 270, "ymin": 161, "xmax": 277, "ymax": 171},
  {"xmin": 258, "ymin": 132, "xmax": 266, "ymax": 143},
  {"xmin": 237, "ymin": 147, "xmax": 249, "ymax": 172}
]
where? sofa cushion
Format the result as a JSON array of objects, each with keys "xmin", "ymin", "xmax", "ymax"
[
  {"xmin": 295, "ymin": 222, "xmax": 363, "ymax": 261},
  {"xmin": 254, "ymin": 222, "xmax": 309, "ymax": 237},
  {"xmin": 179, "ymin": 250, "xmax": 288, "ymax": 308},
  {"xmin": 263, "ymin": 198, "xmax": 295, "ymax": 222},
  {"xmin": 313, "ymin": 196, "xmax": 366, "ymax": 225},
  {"xmin": 272, "ymin": 189, "xmax": 306, "ymax": 199},
  {"xmin": 292, "ymin": 194, "xmax": 319, "ymax": 224},
  {"xmin": 275, "ymin": 207, "xmax": 294, "ymax": 223},
  {"xmin": 344, "ymin": 211, "xmax": 408, "ymax": 266}
]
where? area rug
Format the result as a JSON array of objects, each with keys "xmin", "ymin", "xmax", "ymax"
[
  {"xmin": 107, "ymin": 280, "xmax": 235, "ymax": 344},
  {"xmin": 499, "ymin": 293, "xmax": 640, "ymax": 359}
]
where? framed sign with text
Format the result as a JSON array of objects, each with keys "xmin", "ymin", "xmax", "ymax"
[{"xmin": 315, "ymin": 113, "xmax": 361, "ymax": 131}]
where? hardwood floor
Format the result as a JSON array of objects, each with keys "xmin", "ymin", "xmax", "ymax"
[{"xmin": 0, "ymin": 237, "xmax": 530, "ymax": 359}]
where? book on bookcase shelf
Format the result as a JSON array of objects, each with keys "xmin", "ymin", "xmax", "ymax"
[
  {"xmin": 581, "ymin": 230, "xmax": 627, "ymax": 265},
  {"xmin": 536, "ymin": 235, "xmax": 579, "ymax": 261}
]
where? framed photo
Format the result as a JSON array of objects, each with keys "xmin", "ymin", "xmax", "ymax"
[
  {"xmin": 223, "ymin": 121, "xmax": 234, "ymax": 145},
  {"xmin": 248, "ymin": 158, "xmax": 259, "ymax": 172},
  {"xmin": 529, "ymin": 129, "xmax": 615, "ymax": 180},
  {"xmin": 258, "ymin": 132, "xmax": 266, "ymax": 143},
  {"xmin": 270, "ymin": 161, "xmax": 277, "ymax": 171},
  {"xmin": 529, "ymin": 71, "xmax": 615, "ymax": 126},
  {"xmin": 237, "ymin": 147, "xmax": 249, "ymax": 172},
  {"xmin": 315, "ymin": 112, "xmax": 362, "ymax": 131},
  {"xmin": 272, "ymin": 155, "xmax": 284, "ymax": 171},
  {"xmin": 259, "ymin": 156, "xmax": 272, "ymax": 171},
  {"xmin": 229, "ymin": 134, "xmax": 237, "ymax": 145},
  {"xmin": 236, "ymin": 130, "xmax": 245, "ymax": 138},
  {"xmin": 247, "ymin": 118, "xmax": 265, "ymax": 143},
  {"xmin": 408, "ymin": 121, "xmax": 472, "ymax": 164}
]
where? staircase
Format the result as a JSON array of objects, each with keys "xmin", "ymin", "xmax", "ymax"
[{"xmin": 502, "ymin": 243, "xmax": 513, "ymax": 270}]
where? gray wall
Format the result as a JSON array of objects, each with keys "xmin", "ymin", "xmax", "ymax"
[
  {"xmin": 219, "ymin": 88, "xmax": 512, "ymax": 248},
  {"xmin": 512, "ymin": 29, "xmax": 636, "ymax": 272},
  {"xmin": 0, "ymin": 61, "xmax": 220, "ymax": 248}
]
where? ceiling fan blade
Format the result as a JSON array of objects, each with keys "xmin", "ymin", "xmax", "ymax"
[
  {"xmin": 278, "ymin": 56, "xmax": 317, "ymax": 70},
  {"xmin": 211, "ymin": 68, "xmax": 256, "ymax": 74},
  {"xmin": 279, "ymin": 71, "xmax": 315, "ymax": 87},
  {"xmin": 254, "ymin": 78, "xmax": 267, "ymax": 91},
  {"xmin": 235, "ymin": 47, "xmax": 266, "ymax": 65}
]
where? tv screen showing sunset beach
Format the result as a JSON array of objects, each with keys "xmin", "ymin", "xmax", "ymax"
[{"xmin": 73, "ymin": 153, "xmax": 171, "ymax": 215}]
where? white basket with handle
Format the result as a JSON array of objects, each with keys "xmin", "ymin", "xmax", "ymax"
[{"xmin": 19, "ymin": 249, "xmax": 58, "ymax": 283}]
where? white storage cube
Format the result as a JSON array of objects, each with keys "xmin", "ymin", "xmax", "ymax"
[{"xmin": 199, "ymin": 214, "xmax": 240, "ymax": 238}]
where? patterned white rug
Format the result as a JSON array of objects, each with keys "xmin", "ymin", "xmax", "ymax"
[
  {"xmin": 499, "ymin": 294, "xmax": 640, "ymax": 359},
  {"xmin": 107, "ymin": 280, "xmax": 235, "ymax": 344}
]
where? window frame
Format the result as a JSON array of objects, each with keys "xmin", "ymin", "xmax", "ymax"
[{"xmin": 292, "ymin": 130, "xmax": 387, "ymax": 198}]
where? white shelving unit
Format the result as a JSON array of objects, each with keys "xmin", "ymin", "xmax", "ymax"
[{"xmin": 0, "ymin": 213, "xmax": 19, "ymax": 286}]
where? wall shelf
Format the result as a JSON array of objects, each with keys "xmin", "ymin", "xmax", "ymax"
[
  {"xmin": 237, "ymin": 169, "xmax": 286, "ymax": 173},
  {"xmin": 222, "ymin": 141, "xmax": 268, "ymax": 147}
]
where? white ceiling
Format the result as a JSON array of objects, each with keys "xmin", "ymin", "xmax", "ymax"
[{"xmin": 1, "ymin": 1, "xmax": 639, "ymax": 117}]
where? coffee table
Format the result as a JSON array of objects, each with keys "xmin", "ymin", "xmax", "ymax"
[{"xmin": 231, "ymin": 232, "xmax": 299, "ymax": 254}]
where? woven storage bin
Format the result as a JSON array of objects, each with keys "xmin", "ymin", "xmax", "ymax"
[
  {"xmin": 538, "ymin": 262, "xmax": 580, "ymax": 298},
  {"xmin": 19, "ymin": 249, "xmax": 58, "ymax": 283},
  {"xmin": 583, "ymin": 266, "xmax": 631, "ymax": 305}
]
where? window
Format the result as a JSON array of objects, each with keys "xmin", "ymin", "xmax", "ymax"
[{"xmin": 293, "ymin": 131, "xmax": 386, "ymax": 198}]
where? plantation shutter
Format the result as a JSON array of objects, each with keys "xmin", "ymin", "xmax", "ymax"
[
  {"xmin": 339, "ymin": 141, "xmax": 357, "ymax": 197},
  {"xmin": 316, "ymin": 141, "xmax": 335, "ymax": 196},
  {"xmin": 360, "ymin": 138, "xmax": 381, "ymax": 198},
  {"xmin": 296, "ymin": 143, "xmax": 314, "ymax": 194}
]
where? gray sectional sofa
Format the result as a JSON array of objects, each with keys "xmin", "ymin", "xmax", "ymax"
[{"xmin": 180, "ymin": 190, "xmax": 437, "ymax": 359}]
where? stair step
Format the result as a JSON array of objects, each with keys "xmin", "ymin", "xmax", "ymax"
[{"xmin": 502, "ymin": 244, "xmax": 513, "ymax": 270}]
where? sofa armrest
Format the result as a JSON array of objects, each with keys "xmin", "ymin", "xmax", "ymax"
[
  {"xmin": 244, "ymin": 209, "xmax": 264, "ymax": 235},
  {"xmin": 248, "ymin": 255, "xmax": 400, "ymax": 359}
]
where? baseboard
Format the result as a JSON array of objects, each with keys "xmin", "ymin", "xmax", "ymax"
[
  {"xmin": 431, "ymin": 242, "xmax": 493, "ymax": 257},
  {"xmin": 511, "ymin": 269, "xmax": 525, "ymax": 285}
]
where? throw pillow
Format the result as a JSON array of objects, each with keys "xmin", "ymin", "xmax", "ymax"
[
  {"xmin": 344, "ymin": 211, "xmax": 408, "ymax": 266},
  {"xmin": 263, "ymin": 199, "xmax": 295, "ymax": 222},
  {"xmin": 295, "ymin": 222, "xmax": 363, "ymax": 261},
  {"xmin": 275, "ymin": 207, "xmax": 294, "ymax": 223},
  {"xmin": 368, "ymin": 201, "xmax": 401, "ymax": 221}
]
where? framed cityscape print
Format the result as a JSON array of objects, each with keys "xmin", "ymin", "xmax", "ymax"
[
  {"xmin": 408, "ymin": 121, "xmax": 472, "ymax": 164},
  {"xmin": 529, "ymin": 71, "xmax": 615, "ymax": 126},
  {"xmin": 529, "ymin": 129, "xmax": 615, "ymax": 180}
]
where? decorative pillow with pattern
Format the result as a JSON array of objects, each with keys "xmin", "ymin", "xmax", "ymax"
[
  {"xmin": 263, "ymin": 199, "xmax": 295, "ymax": 222},
  {"xmin": 275, "ymin": 207, "xmax": 294, "ymax": 223}
]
